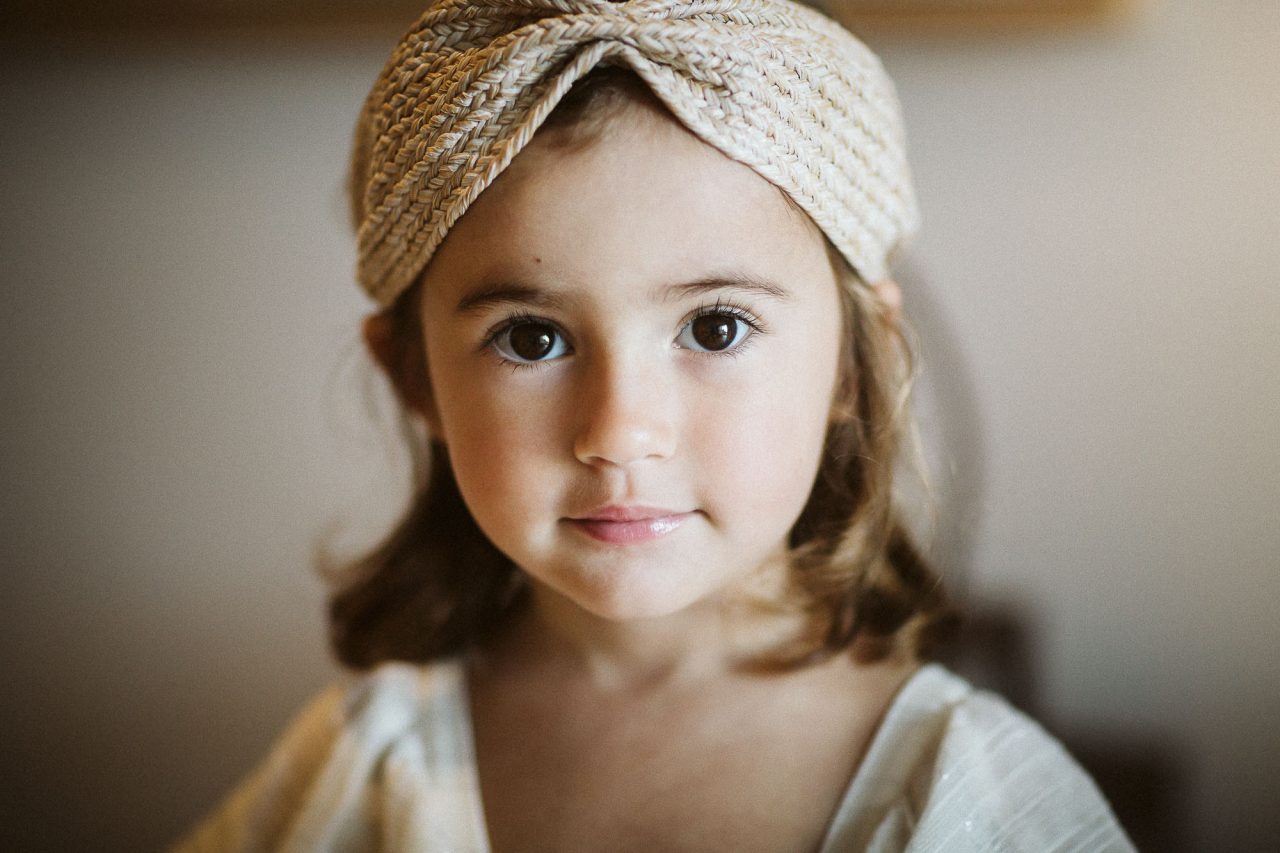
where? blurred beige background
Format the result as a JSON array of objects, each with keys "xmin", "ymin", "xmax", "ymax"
[{"xmin": 1, "ymin": 1, "xmax": 1277, "ymax": 850}]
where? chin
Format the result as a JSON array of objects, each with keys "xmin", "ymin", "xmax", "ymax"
[{"xmin": 560, "ymin": 574, "xmax": 709, "ymax": 623}]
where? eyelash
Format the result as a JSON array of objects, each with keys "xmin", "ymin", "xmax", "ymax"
[
  {"xmin": 479, "ymin": 299, "xmax": 769, "ymax": 370},
  {"xmin": 479, "ymin": 310, "xmax": 557, "ymax": 373},
  {"xmin": 686, "ymin": 298, "xmax": 768, "ymax": 357}
]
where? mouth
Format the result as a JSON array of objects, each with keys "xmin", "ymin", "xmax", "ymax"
[{"xmin": 564, "ymin": 505, "xmax": 696, "ymax": 545}]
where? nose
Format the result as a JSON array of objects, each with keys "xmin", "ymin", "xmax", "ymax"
[{"xmin": 572, "ymin": 352, "xmax": 677, "ymax": 468}]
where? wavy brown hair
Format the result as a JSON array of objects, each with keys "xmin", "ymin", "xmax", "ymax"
[{"xmin": 329, "ymin": 65, "xmax": 958, "ymax": 671}]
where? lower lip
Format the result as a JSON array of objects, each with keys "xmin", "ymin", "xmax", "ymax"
[{"xmin": 566, "ymin": 513, "xmax": 693, "ymax": 544}]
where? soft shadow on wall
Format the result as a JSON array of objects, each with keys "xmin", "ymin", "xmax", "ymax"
[{"xmin": 900, "ymin": 258, "xmax": 1189, "ymax": 853}]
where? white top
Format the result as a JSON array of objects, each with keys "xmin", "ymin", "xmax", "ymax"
[{"xmin": 174, "ymin": 661, "xmax": 1133, "ymax": 852}]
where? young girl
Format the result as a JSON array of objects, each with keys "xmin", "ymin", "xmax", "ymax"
[{"xmin": 177, "ymin": 1, "xmax": 1132, "ymax": 850}]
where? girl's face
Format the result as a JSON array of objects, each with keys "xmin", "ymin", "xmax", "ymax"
[{"xmin": 416, "ymin": 103, "xmax": 843, "ymax": 622}]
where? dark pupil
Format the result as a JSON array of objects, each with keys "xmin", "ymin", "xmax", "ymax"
[
  {"xmin": 509, "ymin": 323, "xmax": 557, "ymax": 360},
  {"xmin": 692, "ymin": 314, "xmax": 737, "ymax": 351}
]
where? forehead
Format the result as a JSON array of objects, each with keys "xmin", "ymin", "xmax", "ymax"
[{"xmin": 421, "ymin": 103, "xmax": 829, "ymax": 299}]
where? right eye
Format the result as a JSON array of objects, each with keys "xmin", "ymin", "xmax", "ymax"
[{"xmin": 491, "ymin": 319, "xmax": 570, "ymax": 364}]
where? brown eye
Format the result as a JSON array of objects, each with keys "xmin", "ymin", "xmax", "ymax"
[
  {"xmin": 495, "ymin": 320, "xmax": 568, "ymax": 363},
  {"xmin": 509, "ymin": 323, "xmax": 555, "ymax": 359},
  {"xmin": 693, "ymin": 315, "xmax": 737, "ymax": 351},
  {"xmin": 678, "ymin": 311, "xmax": 752, "ymax": 353}
]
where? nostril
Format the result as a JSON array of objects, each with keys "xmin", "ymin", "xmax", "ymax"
[
  {"xmin": 574, "ymin": 424, "xmax": 673, "ymax": 468},
  {"xmin": 572, "ymin": 360, "xmax": 677, "ymax": 466},
  {"xmin": 573, "ymin": 402, "xmax": 676, "ymax": 467}
]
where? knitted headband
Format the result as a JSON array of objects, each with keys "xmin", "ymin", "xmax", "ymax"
[{"xmin": 350, "ymin": 0, "xmax": 920, "ymax": 308}]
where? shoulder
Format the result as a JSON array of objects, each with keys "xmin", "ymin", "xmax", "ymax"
[
  {"xmin": 910, "ymin": 667, "xmax": 1133, "ymax": 851},
  {"xmin": 172, "ymin": 658, "xmax": 482, "ymax": 853},
  {"xmin": 261, "ymin": 658, "xmax": 471, "ymax": 798},
  {"xmin": 823, "ymin": 664, "xmax": 1134, "ymax": 853},
  {"xmin": 330, "ymin": 657, "xmax": 469, "ymax": 748}
]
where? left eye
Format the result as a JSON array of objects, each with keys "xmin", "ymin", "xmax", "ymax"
[{"xmin": 676, "ymin": 312, "xmax": 752, "ymax": 352}]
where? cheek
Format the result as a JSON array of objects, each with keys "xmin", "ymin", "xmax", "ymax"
[
  {"xmin": 695, "ymin": 346, "xmax": 839, "ymax": 526},
  {"xmin": 430, "ymin": 363, "xmax": 564, "ymax": 533}
]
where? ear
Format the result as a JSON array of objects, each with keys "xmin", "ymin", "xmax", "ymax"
[
  {"xmin": 871, "ymin": 278, "xmax": 902, "ymax": 328},
  {"xmin": 361, "ymin": 311, "xmax": 445, "ymax": 440}
]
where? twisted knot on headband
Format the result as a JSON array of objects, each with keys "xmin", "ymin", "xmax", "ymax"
[{"xmin": 351, "ymin": 0, "xmax": 920, "ymax": 307}]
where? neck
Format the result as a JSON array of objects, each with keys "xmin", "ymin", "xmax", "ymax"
[{"xmin": 479, "ymin": 574, "xmax": 807, "ymax": 694}]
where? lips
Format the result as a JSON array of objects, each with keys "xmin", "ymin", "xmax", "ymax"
[{"xmin": 564, "ymin": 505, "xmax": 695, "ymax": 544}]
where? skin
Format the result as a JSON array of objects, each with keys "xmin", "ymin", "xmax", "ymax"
[
  {"xmin": 398, "ymin": 100, "xmax": 845, "ymax": 642},
  {"xmin": 363, "ymin": 100, "xmax": 915, "ymax": 851}
]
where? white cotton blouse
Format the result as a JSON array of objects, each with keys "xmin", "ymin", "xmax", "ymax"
[{"xmin": 173, "ymin": 660, "xmax": 1134, "ymax": 852}]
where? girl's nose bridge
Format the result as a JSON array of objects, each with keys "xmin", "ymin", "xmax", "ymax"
[{"xmin": 572, "ymin": 342, "xmax": 677, "ymax": 467}]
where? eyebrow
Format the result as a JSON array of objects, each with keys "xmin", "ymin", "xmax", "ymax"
[
  {"xmin": 661, "ymin": 273, "xmax": 792, "ymax": 304},
  {"xmin": 454, "ymin": 284, "xmax": 569, "ymax": 316},
  {"xmin": 453, "ymin": 271, "xmax": 792, "ymax": 315}
]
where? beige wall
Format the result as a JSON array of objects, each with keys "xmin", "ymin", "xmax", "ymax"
[
  {"xmin": 883, "ymin": 5, "xmax": 1280, "ymax": 848},
  {"xmin": 1, "ymin": 2, "xmax": 1276, "ymax": 850}
]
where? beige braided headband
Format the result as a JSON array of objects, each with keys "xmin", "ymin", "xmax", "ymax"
[{"xmin": 351, "ymin": 0, "xmax": 920, "ymax": 308}]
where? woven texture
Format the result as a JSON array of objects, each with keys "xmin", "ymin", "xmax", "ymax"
[{"xmin": 351, "ymin": 0, "xmax": 921, "ymax": 307}]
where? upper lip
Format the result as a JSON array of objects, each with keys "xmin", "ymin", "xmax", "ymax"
[{"xmin": 570, "ymin": 505, "xmax": 689, "ymax": 522}]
